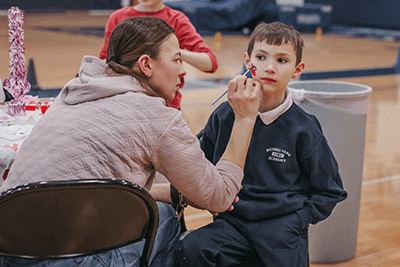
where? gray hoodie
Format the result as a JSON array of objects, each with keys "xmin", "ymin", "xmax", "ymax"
[{"xmin": 1, "ymin": 56, "xmax": 243, "ymax": 212}]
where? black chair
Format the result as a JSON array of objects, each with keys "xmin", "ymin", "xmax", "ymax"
[{"xmin": 0, "ymin": 179, "xmax": 158, "ymax": 267}]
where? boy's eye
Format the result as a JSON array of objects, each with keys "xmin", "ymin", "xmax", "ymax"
[
  {"xmin": 256, "ymin": 55, "xmax": 266, "ymax": 60},
  {"xmin": 278, "ymin": 58, "xmax": 288, "ymax": 63}
]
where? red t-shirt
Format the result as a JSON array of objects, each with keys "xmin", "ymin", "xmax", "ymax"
[{"xmin": 100, "ymin": 6, "xmax": 218, "ymax": 109}]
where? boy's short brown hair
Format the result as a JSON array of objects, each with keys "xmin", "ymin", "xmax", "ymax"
[{"xmin": 247, "ymin": 21, "xmax": 304, "ymax": 66}]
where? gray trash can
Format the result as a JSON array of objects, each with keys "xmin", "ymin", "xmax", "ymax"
[{"xmin": 288, "ymin": 80, "xmax": 372, "ymax": 264}]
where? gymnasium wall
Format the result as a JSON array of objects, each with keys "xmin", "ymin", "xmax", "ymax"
[
  {"xmin": 0, "ymin": 0, "xmax": 121, "ymax": 11},
  {"xmin": 2, "ymin": 0, "xmax": 399, "ymax": 30},
  {"xmin": 306, "ymin": 0, "xmax": 400, "ymax": 29}
]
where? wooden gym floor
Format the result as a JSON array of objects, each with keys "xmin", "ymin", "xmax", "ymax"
[{"xmin": 1, "ymin": 11, "xmax": 400, "ymax": 266}]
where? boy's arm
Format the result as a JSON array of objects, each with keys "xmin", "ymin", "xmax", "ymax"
[
  {"xmin": 180, "ymin": 49, "xmax": 213, "ymax": 73},
  {"xmin": 173, "ymin": 11, "xmax": 218, "ymax": 73},
  {"xmin": 297, "ymin": 136, "xmax": 347, "ymax": 228}
]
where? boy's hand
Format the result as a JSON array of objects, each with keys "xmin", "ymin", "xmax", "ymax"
[
  {"xmin": 211, "ymin": 195, "xmax": 239, "ymax": 216},
  {"xmin": 211, "ymin": 185, "xmax": 242, "ymax": 216},
  {"xmin": 227, "ymin": 75, "xmax": 261, "ymax": 119}
]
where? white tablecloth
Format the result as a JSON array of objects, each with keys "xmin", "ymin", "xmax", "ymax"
[{"xmin": 0, "ymin": 101, "xmax": 50, "ymax": 186}]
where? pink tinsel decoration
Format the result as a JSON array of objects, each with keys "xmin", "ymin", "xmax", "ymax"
[{"xmin": 3, "ymin": 7, "xmax": 31, "ymax": 116}]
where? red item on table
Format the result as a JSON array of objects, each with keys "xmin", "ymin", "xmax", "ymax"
[
  {"xmin": 40, "ymin": 104, "xmax": 49, "ymax": 114},
  {"xmin": 3, "ymin": 169, "xmax": 9, "ymax": 180},
  {"xmin": 25, "ymin": 102, "xmax": 36, "ymax": 111}
]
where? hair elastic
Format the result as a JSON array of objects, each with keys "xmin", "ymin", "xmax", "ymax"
[{"xmin": 109, "ymin": 56, "xmax": 118, "ymax": 63}]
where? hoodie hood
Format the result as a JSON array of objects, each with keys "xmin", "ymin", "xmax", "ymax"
[{"xmin": 61, "ymin": 56, "xmax": 153, "ymax": 105}]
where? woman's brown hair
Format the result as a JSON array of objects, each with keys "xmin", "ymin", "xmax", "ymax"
[{"xmin": 106, "ymin": 17, "xmax": 176, "ymax": 86}]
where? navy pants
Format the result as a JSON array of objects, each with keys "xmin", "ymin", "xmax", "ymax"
[{"xmin": 178, "ymin": 211, "xmax": 308, "ymax": 267}]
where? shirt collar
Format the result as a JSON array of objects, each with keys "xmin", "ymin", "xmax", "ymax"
[{"xmin": 258, "ymin": 89, "xmax": 293, "ymax": 125}]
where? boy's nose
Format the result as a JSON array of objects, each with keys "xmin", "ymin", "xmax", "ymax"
[{"xmin": 265, "ymin": 62, "xmax": 275, "ymax": 73}]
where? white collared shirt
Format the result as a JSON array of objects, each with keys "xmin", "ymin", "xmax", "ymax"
[{"xmin": 258, "ymin": 89, "xmax": 293, "ymax": 125}]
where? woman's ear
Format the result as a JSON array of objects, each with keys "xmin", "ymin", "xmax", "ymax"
[
  {"xmin": 138, "ymin": 55, "xmax": 152, "ymax": 78},
  {"xmin": 244, "ymin": 52, "xmax": 251, "ymax": 70},
  {"xmin": 292, "ymin": 62, "xmax": 305, "ymax": 80}
]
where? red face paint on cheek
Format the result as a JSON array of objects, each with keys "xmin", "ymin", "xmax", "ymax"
[{"xmin": 251, "ymin": 64, "xmax": 257, "ymax": 76}]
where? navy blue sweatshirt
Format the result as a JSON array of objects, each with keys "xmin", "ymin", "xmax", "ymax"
[{"xmin": 200, "ymin": 100, "xmax": 347, "ymax": 228}]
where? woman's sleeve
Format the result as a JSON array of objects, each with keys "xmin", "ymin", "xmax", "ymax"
[{"xmin": 150, "ymin": 112, "xmax": 242, "ymax": 213}]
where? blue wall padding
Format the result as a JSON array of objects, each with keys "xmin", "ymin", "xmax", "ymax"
[
  {"xmin": 166, "ymin": 0, "xmax": 275, "ymax": 31},
  {"xmin": 196, "ymin": 0, "xmax": 271, "ymax": 31},
  {"xmin": 166, "ymin": 0, "xmax": 332, "ymax": 33},
  {"xmin": 278, "ymin": 4, "xmax": 332, "ymax": 32},
  {"xmin": 0, "ymin": 0, "xmax": 121, "ymax": 11},
  {"xmin": 306, "ymin": 0, "xmax": 400, "ymax": 29}
]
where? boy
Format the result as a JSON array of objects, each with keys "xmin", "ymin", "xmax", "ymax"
[
  {"xmin": 99, "ymin": 0, "xmax": 218, "ymax": 109},
  {"xmin": 177, "ymin": 21, "xmax": 347, "ymax": 267}
]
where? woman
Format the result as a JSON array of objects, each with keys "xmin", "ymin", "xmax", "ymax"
[{"xmin": 0, "ymin": 17, "xmax": 260, "ymax": 267}]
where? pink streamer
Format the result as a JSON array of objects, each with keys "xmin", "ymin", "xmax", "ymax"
[{"xmin": 3, "ymin": 7, "xmax": 31, "ymax": 116}]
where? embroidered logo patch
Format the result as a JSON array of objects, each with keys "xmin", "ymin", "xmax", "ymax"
[{"xmin": 266, "ymin": 147, "xmax": 291, "ymax": 163}]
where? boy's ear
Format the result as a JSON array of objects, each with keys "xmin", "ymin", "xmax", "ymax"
[
  {"xmin": 244, "ymin": 52, "xmax": 251, "ymax": 70},
  {"xmin": 138, "ymin": 54, "xmax": 152, "ymax": 78},
  {"xmin": 292, "ymin": 62, "xmax": 305, "ymax": 80}
]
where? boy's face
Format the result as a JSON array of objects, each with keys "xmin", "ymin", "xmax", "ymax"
[{"xmin": 244, "ymin": 41, "xmax": 304, "ymax": 97}]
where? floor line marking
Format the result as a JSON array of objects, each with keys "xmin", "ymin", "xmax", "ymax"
[{"xmin": 362, "ymin": 174, "xmax": 400, "ymax": 186}]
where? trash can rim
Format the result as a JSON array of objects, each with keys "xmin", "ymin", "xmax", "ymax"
[{"xmin": 288, "ymin": 80, "xmax": 372, "ymax": 99}]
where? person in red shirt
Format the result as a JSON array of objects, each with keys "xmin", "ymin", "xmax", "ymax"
[{"xmin": 100, "ymin": 0, "xmax": 218, "ymax": 109}]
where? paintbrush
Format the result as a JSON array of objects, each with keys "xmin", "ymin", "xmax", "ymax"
[{"xmin": 212, "ymin": 64, "xmax": 257, "ymax": 106}]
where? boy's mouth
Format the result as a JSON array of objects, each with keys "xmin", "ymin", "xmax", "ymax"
[{"xmin": 262, "ymin": 77, "xmax": 276, "ymax": 83}]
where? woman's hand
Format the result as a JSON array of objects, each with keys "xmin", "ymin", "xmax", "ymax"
[{"xmin": 227, "ymin": 75, "xmax": 261, "ymax": 119}]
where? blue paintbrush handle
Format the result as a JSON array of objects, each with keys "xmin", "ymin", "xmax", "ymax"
[{"xmin": 211, "ymin": 69, "xmax": 250, "ymax": 106}]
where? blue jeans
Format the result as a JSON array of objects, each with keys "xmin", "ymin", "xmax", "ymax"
[{"xmin": 0, "ymin": 202, "xmax": 180, "ymax": 267}]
